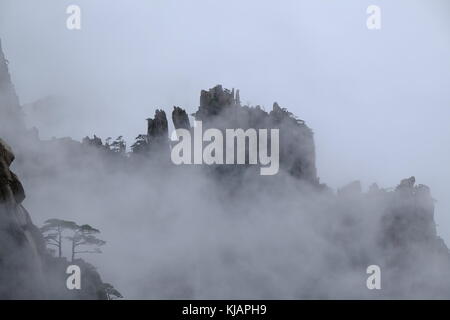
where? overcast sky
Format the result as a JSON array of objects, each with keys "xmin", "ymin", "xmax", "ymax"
[{"xmin": 1, "ymin": 0, "xmax": 450, "ymax": 242}]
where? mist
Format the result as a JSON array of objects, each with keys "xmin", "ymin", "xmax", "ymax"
[{"xmin": 0, "ymin": 0, "xmax": 450, "ymax": 299}]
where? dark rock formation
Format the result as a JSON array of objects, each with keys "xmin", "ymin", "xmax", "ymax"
[
  {"xmin": 195, "ymin": 85, "xmax": 238, "ymax": 120},
  {"xmin": 82, "ymin": 135, "xmax": 104, "ymax": 148},
  {"xmin": 0, "ymin": 138, "xmax": 47, "ymax": 299},
  {"xmin": 191, "ymin": 85, "xmax": 318, "ymax": 182},
  {"xmin": 382, "ymin": 177, "xmax": 437, "ymax": 248},
  {"xmin": 124, "ymin": 85, "xmax": 318, "ymax": 183},
  {"xmin": 378, "ymin": 178, "xmax": 450, "ymax": 297},
  {"xmin": 172, "ymin": 106, "xmax": 191, "ymax": 130},
  {"xmin": 0, "ymin": 138, "xmax": 109, "ymax": 299},
  {"xmin": 148, "ymin": 109, "xmax": 168, "ymax": 143},
  {"xmin": 147, "ymin": 109, "xmax": 168, "ymax": 141},
  {"xmin": 2, "ymin": 35, "xmax": 450, "ymax": 298}
]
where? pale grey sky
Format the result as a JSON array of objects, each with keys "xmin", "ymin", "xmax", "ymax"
[{"xmin": 1, "ymin": 0, "xmax": 450, "ymax": 242}]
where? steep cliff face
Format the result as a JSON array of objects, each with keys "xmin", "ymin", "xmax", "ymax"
[
  {"xmin": 0, "ymin": 138, "xmax": 109, "ymax": 299},
  {"xmin": 0, "ymin": 138, "xmax": 47, "ymax": 298},
  {"xmin": 192, "ymin": 85, "xmax": 318, "ymax": 182},
  {"xmin": 0, "ymin": 41, "xmax": 46, "ymax": 298},
  {"xmin": 0, "ymin": 40, "xmax": 26, "ymax": 143},
  {"xmin": 172, "ymin": 106, "xmax": 191, "ymax": 130},
  {"xmin": 2, "ymin": 35, "xmax": 450, "ymax": 298},
  {"xmin": 333, "ymin": 177, "xmax": 450, "ymax": 297}
]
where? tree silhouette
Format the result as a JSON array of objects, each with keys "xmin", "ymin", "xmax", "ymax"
[
  {"xmin": 102, "ymin": 283, "xmax": 124, "ymax": 300},
  {"xmin": 109, "ymin": 136, "xmax": 126, "ymax": 154},
  {"xmin": 66, "ymin": 224, "xmax": 106, "ymax": 262},
  {"xmin": 41, "ymin": 220, "xmax": 105, "ymax": 261},
  {"xmin": 40, "ymin": 219, "xmax": 78, "ymax": 258},
  {"xmin": 131, "ymin": 134, "xmax": 148, "ymax": 154},
  {"xmin": 40, "ymin": 220, "xmax": 119, "ymax": 297}
]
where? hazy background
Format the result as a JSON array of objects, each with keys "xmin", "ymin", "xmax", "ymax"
[{"xmin": 0, "ymin": 0, "xmax": 449, "ymax": 277}]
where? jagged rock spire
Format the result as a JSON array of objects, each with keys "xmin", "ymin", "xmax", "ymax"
[
  {"xmin": 0, "ymin": 39, "xmax": 19, "ymax": 106},
  {"xmin": 194, "ymin": 85, "xmax": 236, "ymax": 121},
  {"xmin": 147, "ymin": 109, "xmax": 168, "ymax": 139},
  {"xmin": 172, "ymin": 106, "xmax": 190, "ymax": 130}
]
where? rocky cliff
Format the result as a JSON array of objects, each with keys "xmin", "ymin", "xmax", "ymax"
[
  {"xmin": 2, "ymin": 36, "xmax": 450, "ymax": 298},
  {"xmin": 0, "ymin": 138, "xmax": 46, "ymax": 298},
  {"xmin": 127, "ymin": 85, "xmax": 318, "ymax": 182},
  {"xmin": 193, "ymin": 85, "xmax": 318, "ymax": 182},
  {"xmin": 0, "ymin": 40, "xmax": 26, "ymax": 144},
  {"xmin": 0, "ymin": 138, "xmax": 109, "ymax": 299},
  {"xmin": 0, "ymin": 40, "xmax": 110, "ymax": 299}
]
